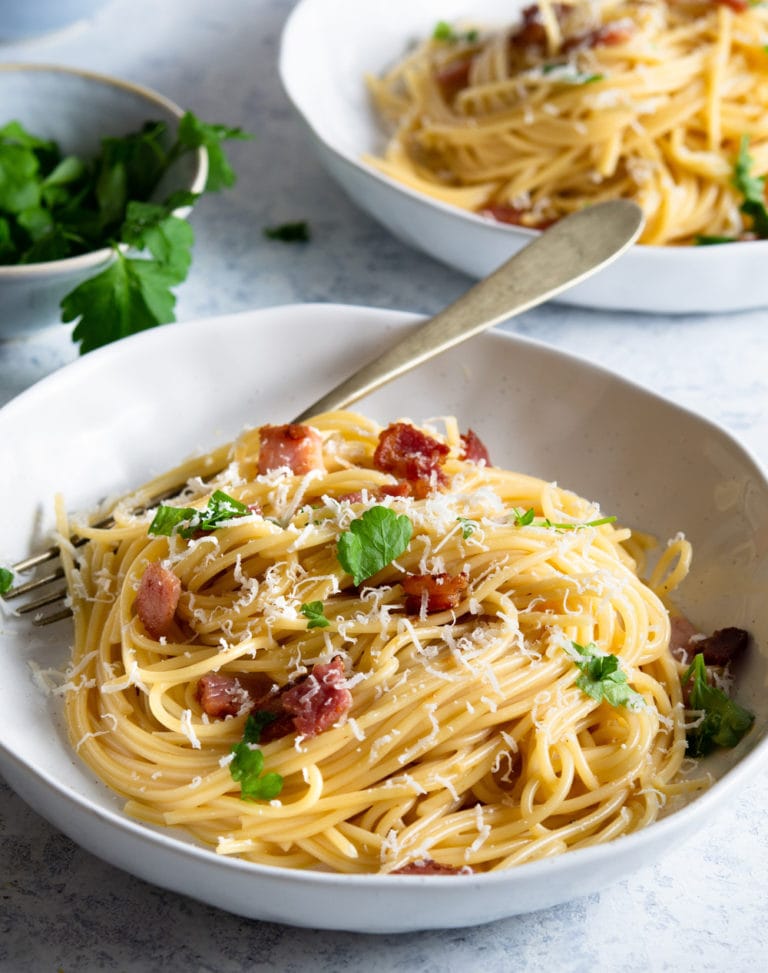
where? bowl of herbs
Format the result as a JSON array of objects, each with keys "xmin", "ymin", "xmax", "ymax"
[{"xmin": 0, "ymin": 64, "xmax": 248, "ymax": 349}]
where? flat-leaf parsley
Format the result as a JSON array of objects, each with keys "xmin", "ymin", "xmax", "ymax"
[
  {"xmin": 337, "ymin": 506, "xmax": 413, "ymax": 586},
  {"xmin": 570, "ymin": 642, "xmax": 644, "ymax": 709}
]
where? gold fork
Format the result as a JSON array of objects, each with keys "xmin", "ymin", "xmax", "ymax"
[{"xmin": 1, "ymin": 200, "xmax": 643, "ymax": 625}]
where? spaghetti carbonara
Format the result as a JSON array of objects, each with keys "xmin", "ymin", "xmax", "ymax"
[
  {"xmin": 58, "ymin": 411, "xmax": 706, "ymax": 874},
  {"xmin": 366, "ymin": 0, "xmax": 768, "ymax": 245}
]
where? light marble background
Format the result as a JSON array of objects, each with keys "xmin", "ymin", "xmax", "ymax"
[{"xmin": 1, "ymin": 1, "xmax": 767, "ymax": 969}]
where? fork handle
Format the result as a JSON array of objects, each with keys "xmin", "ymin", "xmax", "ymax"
[{"xmin": 292, "ymin": 199, "xmax": 643, "ymax": 423}]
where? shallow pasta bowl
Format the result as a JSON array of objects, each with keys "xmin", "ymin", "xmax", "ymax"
[
  {"xmin": 1, "ymin": 303, "xmax": 767, "ymax": 931},
  {"xmin": 279, "ymin": 0, "xmax": 768, "ymax": 314}
]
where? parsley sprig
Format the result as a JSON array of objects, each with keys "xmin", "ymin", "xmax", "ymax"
[
  {"xmin": 432, "ymin": 20, "xmax": 479, "ymax": 44},
  {"xmin": 229, "ymin": 713, "xmax": 283, "ymax": 801},
  {"xmin": 512, "ymin": 507, "xmax": 616, "ymax": 531},
  {"xmin": 570, "ymin": 642, "xmax": 644, "ymax": 709},
  {"xmin": 0, "ymin": 113, "xmax": 251, "ymax": 352},
  {"xmin": 300, "ymin": 601, "xmax": 330, "ymax": 629},
  {"xmin": 682, "ymin": 653, "xmax": 754, "ymax": 757},
  {"xmin": 0, "ymin": 567, "xmax": 13, "ymax": 595},
  {"xmin": 696, "ymin": 134, "xmax": 768, "ymax": 244},
  {"xmin": 337, "ymin": 506, "xmax": 413, "ymax": 586},
  {"xmin": 148, "ymin": 489, "xmax": 250, "ymax": 538}
]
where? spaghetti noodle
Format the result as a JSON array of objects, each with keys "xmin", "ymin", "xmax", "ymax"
[
  {"xmin": 59, "ymin": 411, "xmax": 705, "ymax": 874},
  {"xmin": 365, "ymin": 0, "xmax": 768, "ymax": 245}
]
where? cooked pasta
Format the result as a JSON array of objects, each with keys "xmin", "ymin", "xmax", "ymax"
[
  {"xmin": 58, "ymin": 410, "xmax": 706, "ymax": 874},
  {"xmin": 365, "ymin": 0, "xmax": 768, "ymax": 245}
]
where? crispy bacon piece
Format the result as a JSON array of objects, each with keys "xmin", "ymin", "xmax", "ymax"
[
  {"xmin": 508, "ymin": 4, "xmax": 550, "ymax": 49},
  {"xmin": 562, "ymin": 20, "xmax": 634, "ymax": 52},
  {"xmin": 258, "ymin": 423, "xmax": 324, "ymax": 476},
  {"xmin": 134, "ymin": 562, "xmax": 181, "ymax": 639},
  {"xmin": 478, "ymin": 203, "xmax": 555, "ymax": 230},
  {"xmin": 281, "ymin": 658, "xmax": 353, "ymax": 737},
  {"xmin": 460, "ymin": 428, "xmax": 492, "ymax": 465},
  {"xmin": 402, "ymin": 572, "xmax": 469, "ymax": 614},
  {"xmin": 714, "ymin": 0, "xmax": 748, "ymax": 12},
  {"xmin": 669, "ymin": 615, "xmax": 749, "ymax": 667},
  {"xmin": 373, "ymin": 422, "xmax": 450, "ymax": 496},
  {"xmin": 197, "ymin": 659, "xmax": 352, "ymax": 741},
  {"xmin": 436, "ymin": 57, "xmax": 473, "ymax": 100},
  {"xmin": 196, "ymin": 672, "xmax": 274, "ymax": 719},
  {"xmin": 392, "ymin": 859, "xmax": 469, "ymax": 875}
]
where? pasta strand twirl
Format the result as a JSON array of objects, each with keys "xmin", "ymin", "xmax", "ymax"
[
  {"xmin": 366, "ymin": 0, "xmax": 768, "ymax": 245},
  {"xmin": 60, "ymin": 410, "xmax": 705, "ymax": 874}
]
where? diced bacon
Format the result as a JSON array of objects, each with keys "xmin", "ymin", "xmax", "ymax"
[
  {"xmin": 258, "ymin": 424, "xmax": 324, "ymax": 476},
  {"xmin": 197, "ymin": 673, "xmax": 249, "ymax": 718},
  {"xmin": 460, "ymin": 429, "xmax": 492, "ymax": 465},
  {"xmin": 196, "ymin": 672, "xmax": 274, "ymax": 719},
  {"xmin": 281, "ymin": 657, "xmax": 353, "ymax": 737},
  {"xmin": 714, "ymin": 0, "xmax": 748, "ymax": 12},
  {"xmin": 134, "ymin": 562, "xmax": 181, "ymax": 639},
  {"xmin": 669, "ymin": 615, "xmax": 749, "ymax": 667},
  {"xmin": 392, "ymin": 859, "xmax": 469, "ymax": 875},
  {"xmin": 563, "ymin": 20, "xmax": 634, "ymax": 52},
  {"xmin": 198, "ymin": 659, "xmax": 353, "ymax": 740},
  {"xmin": 692, "ymin": 627, "xmax": 749, "ymax": 668},
  {"xmin": 373, "ymin": 422, "xmax": 450, "ymax": 496},
  {"xmin": 508, "ymin": 4, "xmax": 550, "ymax": 50},
  {"xmin": 436, "ymin": 57, "xmax": 473, "ymax": 100},
  {"xmin": 402, "ymin": 572, "xmax": 469, "ymax": 614},
  {"xmin": 479, "ymin": 203, "xmax": 555, "ymax": 231}
]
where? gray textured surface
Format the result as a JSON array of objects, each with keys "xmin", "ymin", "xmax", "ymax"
[{"xmin": 1, "ymin": 0, "xmax": 767, "ymax": 968}]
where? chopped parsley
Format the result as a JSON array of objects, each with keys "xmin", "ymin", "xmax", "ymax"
[
  {"xmin": 732, "ymin": 134, "xmax": 768, "ymax": 238},
  {"xmin": 682, "ymin": 653, "xmax": 754, "ymax": 757},
  {"xmin": 0, "ymin": 567, "xmax": 13, "ymax": 595},
  {"xmin": 148, "ymin": 489, "xmax": 250, "ymax": 538},
  {"xmin": 432, "ymin": 20, "xmax": 479, "ymax": 43},
  {"xmin": 570, "ymin": 642, "xmax": 644, "ymax": 709},
  {"xmin": 512, "ymin": 506, "xmax": 616, "ymax": 531},
  {"xmin": 457, "ymin": 516, "xmax": 477, "ymax": 539},
  {"xmin": 337, "ymin": 505, "xmax": 413, "ymax": 586},
  {"xmin": 0, "ymin": 113, "xmax": 251, "ymax": 353},
  {"xmin": 541, "ymin": 63, "xmax": 604, "ymax": 84},
  {"xmin": 229, "ymin": 713, "xmax": 283, "ymax": 801},
  {"xmin": 263, "ymin": 220, "xmax": 310, "ymax": 243},
  {"xmin": 300, "ymin": 600, "xmax": 330, "ymax": 629}
]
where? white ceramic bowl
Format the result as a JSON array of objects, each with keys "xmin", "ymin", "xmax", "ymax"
[
  {"xmin": 0, "ymin": 303, "xmax": 766, "ymax": 931},
  {"xmin": 279, "ymin": 0, "xmax": 768, "ymax": 315},
  {"xmin": 0, "ymin": 64, "xmax": 207, "ymax": 337}
]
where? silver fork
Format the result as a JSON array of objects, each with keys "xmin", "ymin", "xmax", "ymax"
[{"xmin": 1, "ymin": 200, "xmax": 643, "ymax": 625}]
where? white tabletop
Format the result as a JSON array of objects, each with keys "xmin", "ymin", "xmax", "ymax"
[{"xmin": 1, "ymin": 1, "xmax": 767, "ymax": 969}]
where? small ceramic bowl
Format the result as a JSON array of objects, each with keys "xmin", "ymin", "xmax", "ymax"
[{"xmin": 0, "ymin": 64, "xmax": 207, "ymax": 338}]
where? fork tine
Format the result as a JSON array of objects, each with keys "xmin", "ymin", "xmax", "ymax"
[
  {"xmin": 3, "ymin": 566, "xmax": 65, "ymax": 600},
  {"xmin": 15, "ymin": 586, "xmax": 69, "ymax": 615},
  {"xmin": 10, "ymin": 545, "xmax": 62, "ymax": 574}
]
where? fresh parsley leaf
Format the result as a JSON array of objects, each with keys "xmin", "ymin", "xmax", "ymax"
[
  {"xmin": 300, "ymin": 601, "xmax": 330, "ymax": 628},
  {"xmin": 148, "ymin": 490, "xmax": 250, "ymax": 538},
  {"xmin": 512, "ymin": 507, "xmax": 536, "ymax": 526},
  {"xmin": 695, "ymin": 234, "xmax": 737, "ymax": 245},
  {"xmin": 62, "ymin": 249, "xmax": 180, "ymax": 353},
  {"xmin": 682, "ymin": 653, "xmax": 754, "ymax": 757},
  {"xmin": 263, "ymin": 220, "xmax": 310, "ymax": 243},
  {"xmin": 230, "ymin": 714, "xmax": 283, "ymax": 802},
  {"xmin": 570, "ymin": 642, "xmax": 644, "ymax": 709},
  {"xmin": 432, "ymin": 20, "xmax": 479, "ymax": 43},
  {"xmin": 457, "ymin": 516, "xmax": 476, "ymax": 539},
  {"xmin": 121, "ymin": 200, "xmax": 194, "ymax": 281},
  {"xmin": 511, "ymin": 507, "xmax": 615, "ymax": 531},
  {"xmin": 733, "ymin": 134, "xmax": 768, "ymax": 238},
  {"xmin": 0, "ymin": 567, "xmax": 14, "ymax": 594},
  {"xmin": 337, "ymin": 505, "xmax": 413, "ymax": 586},
  {"xmin": 175, "ymin": 112, "xmax": 252, "ymax": 192}
]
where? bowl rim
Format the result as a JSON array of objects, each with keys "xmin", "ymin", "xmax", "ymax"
[{"xmin": 0, "ymin": 62, "xmax": 209, "ymax": 277}]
